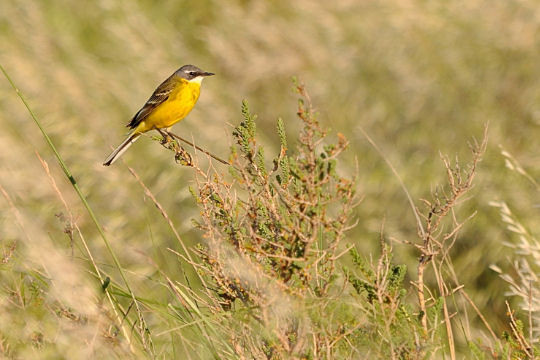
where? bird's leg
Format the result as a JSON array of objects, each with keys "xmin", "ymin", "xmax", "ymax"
[
  {"xmin": 165, "ymin": 129, "xmax": 193, "ymax": 166},
  {"xmin": 164, "ymin": 128, "xmax": 177, "ymax": 146},
  {"xmin": 154, "ymin": 127, "xmax": 192, "ymax": 166},
  {"xmin": 161, "ymin": 127, "xmax": 180, "ymax": 152},
  {"xmin": 156, "ymin": 127, "xmax": 172, "ymax": 145}
]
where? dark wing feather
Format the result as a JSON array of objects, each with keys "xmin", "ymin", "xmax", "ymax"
[{"xmin": 127, "ymin": 74, "xmax": 177, "ymax": 129}]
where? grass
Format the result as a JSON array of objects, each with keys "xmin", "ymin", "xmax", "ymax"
[{"xmin": 0, "ymin": 0, "xmax": 538, "ymax": 358}]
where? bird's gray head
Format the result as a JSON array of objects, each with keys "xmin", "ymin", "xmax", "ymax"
[{"xmin": 175, "ymin": 65, "xmax": 214, "ymax": 82}]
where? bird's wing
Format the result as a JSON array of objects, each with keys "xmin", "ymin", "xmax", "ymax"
[{"xmin": 127, "ymin": 75, "xmax": 178, "ymax": 129}]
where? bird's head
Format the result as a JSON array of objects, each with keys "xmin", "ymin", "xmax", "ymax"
[{"xmin": 176, "ymin": 65, "xmax": 214, "ymax": 83}]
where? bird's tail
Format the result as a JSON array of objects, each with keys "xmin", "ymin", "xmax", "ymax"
[{"xmin": 103, "ymin": 132, "xmax": 141, "ymax": 166}]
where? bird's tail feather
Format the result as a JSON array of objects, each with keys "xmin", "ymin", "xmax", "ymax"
[{"xmin": 103, "ymin": 133, "xmax": 141, "ymax": 166}]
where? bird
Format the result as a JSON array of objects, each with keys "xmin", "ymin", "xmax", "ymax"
[{"xmin": 103, "ymin": 64, "xmax": 214, "ymax": 166}]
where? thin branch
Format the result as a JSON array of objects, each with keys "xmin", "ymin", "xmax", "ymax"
[
  {"xmin": 167, "ymin": 130, "xmax": 230, "ymax": 165},
  {"xmin": 357, "ymin": 126, "xmax": 425, "ymax": 239}
]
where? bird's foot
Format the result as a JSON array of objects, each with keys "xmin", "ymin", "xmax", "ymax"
[
  {"xmin": 162, "ymin": 134, "xmax": 173, "ymax": 145},
  {"xmin": 155, "ymin": 128, "xmax": 172, "ymax": 145}
]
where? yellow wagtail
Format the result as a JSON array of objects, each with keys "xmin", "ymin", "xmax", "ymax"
[{"xmin": 103, "ymin": 64, "xmax": 214, "ymax": 166}]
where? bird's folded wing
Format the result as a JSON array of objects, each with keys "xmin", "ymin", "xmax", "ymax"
[{"xmin": 127, "ymin": 74, "xmax": 178, "ymax": 129}]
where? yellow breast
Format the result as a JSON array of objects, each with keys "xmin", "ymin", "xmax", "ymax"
[{"xmin": 137, "ymin": 79, "xmax": 201, "ymax": 133}]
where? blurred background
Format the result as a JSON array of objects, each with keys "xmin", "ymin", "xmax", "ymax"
[{"xmin": 0, "ymin": 0, "xmax": 538, "ymax": 355}]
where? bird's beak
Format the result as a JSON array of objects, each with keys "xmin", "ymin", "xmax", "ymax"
[{"xmin": 201, "ymin": 71, "xmax": 215, "ymax": 77}]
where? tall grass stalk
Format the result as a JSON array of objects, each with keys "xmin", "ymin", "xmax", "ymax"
[{"xmin": 0, "ymin": 63, "xmax": 151, "ymax": 353}]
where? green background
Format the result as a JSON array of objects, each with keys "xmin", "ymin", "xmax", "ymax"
[{"xmin": 0, "ymin": 0, "xmax": 538, "ymax": 356}]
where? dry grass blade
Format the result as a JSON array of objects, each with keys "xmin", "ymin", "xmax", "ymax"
[
  {"xmin": 36, "ymin": 151, "xmax": 135, "ymax": 351},
  {"xmin": 0, "ymin": 63, "xmax": 152, "ymax": 354}
]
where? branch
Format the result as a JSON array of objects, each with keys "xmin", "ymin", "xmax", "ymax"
[{"xmin": 167, "ymin": 130, "xmax": 230, "ymax": 165}]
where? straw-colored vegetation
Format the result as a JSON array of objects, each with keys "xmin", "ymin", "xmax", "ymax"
[{"xmin": 0, "ymin": 0, "xmax": 538, "ymax": 358}]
